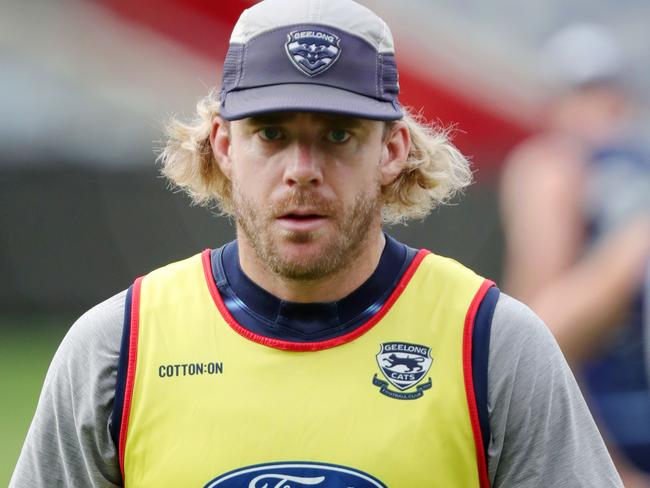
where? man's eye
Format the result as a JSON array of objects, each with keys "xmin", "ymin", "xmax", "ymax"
[
  {"xmin": 259, "ymin": 128, "xmax": 283, "ymax": 141},
  {"xmin": 326, "ymin": 129, "xmax": 351, "ymax": 143}
]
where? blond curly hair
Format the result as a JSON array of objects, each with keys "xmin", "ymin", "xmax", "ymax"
[{"xmin": 158, "ymin": 90, "xmax": 472, "ymax": 225}]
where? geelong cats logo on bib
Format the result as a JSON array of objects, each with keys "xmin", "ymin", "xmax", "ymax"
[
  {"xmin": 374, "ymin": 342, "xmax": 433, "ymax": 400},
  {"xmin": 285, "ymin": 29, "xmax": 341, "ymax": 77},
  {"xmin": 204, "ymin": 462, "xmax": 386, "ymax": 487}
]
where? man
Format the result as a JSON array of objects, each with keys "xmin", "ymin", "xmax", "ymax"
[
  {"xmin": 11, "ymin": 1, "xmax": 622, "ymax": 487},
  {"xmin": 501, "ymin": 24, "xmax": 650, "ymax": 487}
]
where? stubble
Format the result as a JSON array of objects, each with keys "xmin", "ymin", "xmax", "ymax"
[{"xmin": 233, "ymin": 183, "xmax": 382, "ymax": 281}]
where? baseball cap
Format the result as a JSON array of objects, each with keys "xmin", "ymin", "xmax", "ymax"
[
  {"xmin": 538, "ymin": 23, "xmax": 624, "ymax": 89},
  {"xmin": 219, "ymin": 0, "xmax": 403, "ymax": 121}
]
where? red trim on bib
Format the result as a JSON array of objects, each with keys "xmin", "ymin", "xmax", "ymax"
[
  {"xmin": 118, "ymin": 275, "xmax": 143, "ymax": 477},
  {"xmin": 463, "ymin": 278, "xmax": 495, "ymax": 488},
  {"xmin": 201, "ymin": 248, "xmax": 430, "ymax": 352}
]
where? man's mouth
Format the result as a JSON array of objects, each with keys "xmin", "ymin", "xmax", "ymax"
[
  {"xmin": 282, "ymin": 213, "xmax": 324, "ymax": 219},
  {"xmin": 276, "ymin": 211, "xmax": 328, "ymax": 232}
]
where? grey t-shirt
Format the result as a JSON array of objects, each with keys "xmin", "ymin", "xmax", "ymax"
[{"xmin": 10, "ymin": 291, "xmax": 623, "ymax": 487}]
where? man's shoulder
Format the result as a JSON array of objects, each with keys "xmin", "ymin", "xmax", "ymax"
[
  {"xmin": 490, "ymin": 293, "xmax": 561, "ymax": 361},
  {"xmin": 9, "ymin": 291, "xmax": 127, "ymax": 488},
  {"xmin": 493, "ymin": 293, "xmax": 545, "ymax": 331},
  {"xmin": 143, "ymin": 251, "xmax": 208, "ymax": 284},
  {"xmin": 417, "ymin": 251, "xmax": 488, "ymax": 286},
  {"xmin": 486, "ymin": 293, "xmax": 623, "ymax": 487},
  {"xmin": 53, "ymin": 290, "xmax": 127, "ymax": 372},
  {"xmin": 488, "ymin": 292, "xmax": 572, "ymax": 394},
  {"xmin": 492, "ymin": 293, "xmax": 556, "ymax": 343}
]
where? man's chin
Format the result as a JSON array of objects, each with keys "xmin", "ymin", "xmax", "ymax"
[
  {"xmin": 275, "ymin": 237, "xmax": 329, "ymax": 262},
  {"xmin": 268, "ymin": 238, "xmax": 341, "ymax": 280},
  {"xmin": 269, "ymin": 258, "xmax": 335, "ymax": 282},
  {"xmin": 280, "ymin": 230, "xmax": 319, "ymax": 245}
]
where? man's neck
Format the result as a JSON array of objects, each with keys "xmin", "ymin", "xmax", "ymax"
[{"xmin": 237, "ymin": 230, "xmax": 386, "ymax": 303}]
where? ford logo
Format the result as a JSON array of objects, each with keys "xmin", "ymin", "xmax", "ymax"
[{"xmin": 204, "ymin": 462, "xmax": 387, "ymax": 488}]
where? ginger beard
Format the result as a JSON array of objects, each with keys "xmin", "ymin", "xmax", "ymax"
[{"xmin": 232, "ymin": 179, "xmax": 383, "ymax": 281}]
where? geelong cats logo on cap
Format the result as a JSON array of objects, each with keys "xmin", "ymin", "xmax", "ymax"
[
  {"xmin": 374, "ymin": 342, "xmax": 433, "ymax": 400},
  {"xmin": 285, "ymin": 29, "xmax": 341, "ymax": 77}
]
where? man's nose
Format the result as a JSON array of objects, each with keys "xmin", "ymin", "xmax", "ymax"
[{"xmin": 283, "ymin": 142, "xmax": 323, "ymax": 187}]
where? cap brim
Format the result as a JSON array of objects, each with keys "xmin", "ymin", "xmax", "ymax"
[{"xmin": 220, "ymin": 84, "xmax": 403, "ymax": 121}]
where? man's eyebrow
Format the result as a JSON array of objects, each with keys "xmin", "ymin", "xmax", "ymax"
[
  {"xmin": 318, "ymin": 114, "xmax": 364, "ymax": 128},
  {"xmin": 245, "ymin": 114, "xmax": 296, "ymax": 126}
]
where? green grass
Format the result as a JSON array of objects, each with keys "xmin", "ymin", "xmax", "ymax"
[{"xmin": 0, "ymin": 317, "xmax": 71, "ymax": 485}]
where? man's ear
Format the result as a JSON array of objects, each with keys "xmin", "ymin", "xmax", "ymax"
[
  {"xmin": 210, "ymin": 115, "xmax": 232, "ymax": 179},
  {"xmin": 379, "ymin": 120, "xmax": 410, "ymax": 186}
]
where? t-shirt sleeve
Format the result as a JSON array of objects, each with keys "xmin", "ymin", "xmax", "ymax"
[
  {"xmin": 9, "ymin": 290, "xmax": 126, "ymax": 488},
  {"xmin": 487, "ymin": 293, "xmax": 623, "ymax": 487}
]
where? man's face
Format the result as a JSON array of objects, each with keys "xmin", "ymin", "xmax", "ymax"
[{"xmin": 226, "ymin": 112, "xmax": 387, "ymax": 281}]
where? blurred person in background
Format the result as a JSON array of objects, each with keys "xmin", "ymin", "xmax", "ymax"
[{"xmin": 501, "ymin": 23, "xmax": 650, "ymax": 486}]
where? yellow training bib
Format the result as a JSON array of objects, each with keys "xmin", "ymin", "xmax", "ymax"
[{"xmin": 119, "ymin": 249, "xmax": 492, "ymax": 487}]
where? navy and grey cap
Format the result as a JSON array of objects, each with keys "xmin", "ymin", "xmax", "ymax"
[{"xmin": 219, "ymin": 0, "xmax": 403, "ymax": 121}]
